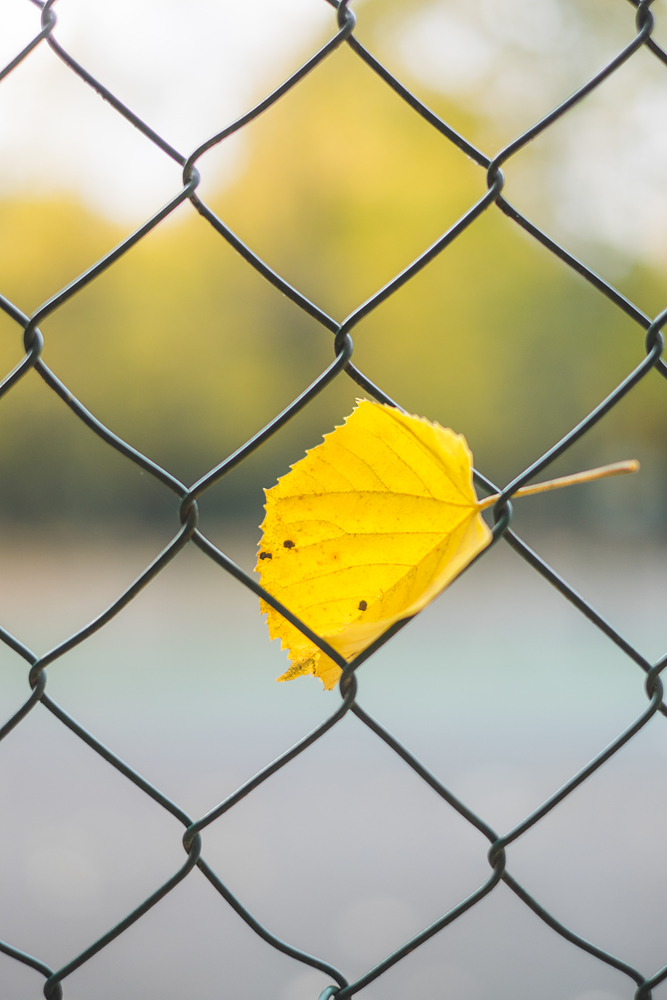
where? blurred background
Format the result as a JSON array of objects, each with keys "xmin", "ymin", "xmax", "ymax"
[
  {"xmin": 1, "ymin": 1, "xmax": 667, "ymax": 998},
  {"xmin": 1, "ymin": 0, "xmax": 667, "ymax": 530}
]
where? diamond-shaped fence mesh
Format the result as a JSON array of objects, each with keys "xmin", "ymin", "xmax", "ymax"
[{"xmin": 1, "ymin": 0, "xmax": 667, "ymax": 997}]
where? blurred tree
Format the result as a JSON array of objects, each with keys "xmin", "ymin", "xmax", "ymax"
[{"xmin": 0, "ymin": 2, "xmax": 665, "ymax": 528}]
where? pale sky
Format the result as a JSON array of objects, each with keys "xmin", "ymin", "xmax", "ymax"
[{"xmin": 0, "ymin": 0, "xmax": 333, "ymax": 220}]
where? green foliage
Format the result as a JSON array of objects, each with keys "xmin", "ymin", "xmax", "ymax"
[{"xmin": 0, "ymin": 37, "xmax": 665, "ymax": 526}]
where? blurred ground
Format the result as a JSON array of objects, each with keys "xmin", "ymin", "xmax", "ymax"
[{"xmin": 0, "ymin": 531, "xmax": 665, "ymax": 1000}]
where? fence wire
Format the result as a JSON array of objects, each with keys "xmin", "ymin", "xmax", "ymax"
[{"xmin": 1, "ymin": 0, "xmax": 666, "ymax": 997}]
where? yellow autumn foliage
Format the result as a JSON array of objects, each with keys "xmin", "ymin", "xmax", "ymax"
[
  {"xmin": 257, "ymin": 400, "xmax": 640, "ymax": 689},
  {"xmin": 257, "ymin": 400, "xmax": 493, "ymax": 689}
]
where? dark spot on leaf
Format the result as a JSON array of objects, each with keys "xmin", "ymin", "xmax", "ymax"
[
  {"xmin": 259, "ymin": 551, "xmax": 272, "ymax": 560},
  {"xmin": 358, "ymin": 600, "xmax": 367, "ymax": 611},
  {"xmin": 283, "ymin": 540, "xmax": 295, "ymax": 549}
]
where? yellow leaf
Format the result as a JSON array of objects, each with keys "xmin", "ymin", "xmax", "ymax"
[
  {"xmin": 257, "ymin": 401, "xmax": 638, "ymax": 689},
  {"xmin": 256, "ymin": 399, "xmax": 492, "ymax": 690}
]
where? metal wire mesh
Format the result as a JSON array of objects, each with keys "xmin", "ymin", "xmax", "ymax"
[{"xmin": 1, "ymin": 0, "xmax": 666, "ymax": 997}]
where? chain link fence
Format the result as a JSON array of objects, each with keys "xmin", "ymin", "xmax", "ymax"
[{"xmin": 1, "ymin": 0, "xmax": 666, "ymax": 997}]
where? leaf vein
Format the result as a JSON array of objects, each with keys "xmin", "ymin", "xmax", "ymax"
[{"xmin": 357, "ymin": 426, "xmax": 435, "ymax": 496}]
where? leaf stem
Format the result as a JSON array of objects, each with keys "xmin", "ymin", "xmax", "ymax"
[{"xmin": 477, "ymin": 460, "xmax": 640, "ymax": 511}]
